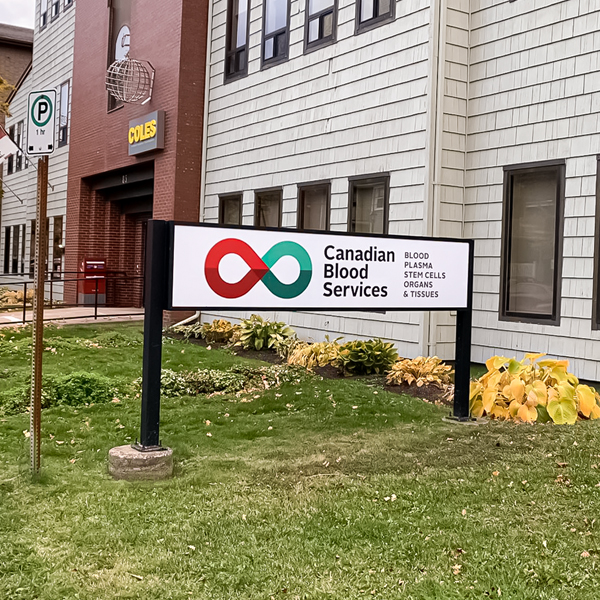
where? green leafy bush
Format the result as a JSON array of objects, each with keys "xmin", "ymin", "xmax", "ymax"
[
  {"xmin": 170, "ymin": 322, "xmax": 204, "ymax": 340},
  {"xmin": 235, "ymin": 314, "xmax": 295, "ymax": 352},
  {"xmin": 0, "ymin": 371, "xmax": 117, "ymax": 416},
  {"xmin": 337, "ymin": 338, "xmax": 398, "ymax": 376}
]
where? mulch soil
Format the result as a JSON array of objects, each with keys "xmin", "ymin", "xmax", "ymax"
[{"xmin": 168, "ymin": 332, "xmax": 451, "ymax": 405}]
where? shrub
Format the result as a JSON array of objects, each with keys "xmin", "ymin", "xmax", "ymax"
[
  {"xmin": 0, "ymin": 371, "xmax": 117, "ymax": 416},
  {"xmin": 201, "ymin": 319, "xmax": 237, "ymax": 344},
  {"xmin": 470, "ymin": 353, "xmax": 600, "ymax": 424},
  {"xmin": 235, "ymin": 314, "xmax": 295, "ymax": 352},
  {"xmin": 386, "ymin": 356, "xmax": 453, "ymax": 388},
  {"xmin": 336, "ymin": 338, "xmax": 398, "ymax": 376},
  {"xmin": 170, "ymin": 322, "xmax": 204, "ymax": 340},
  {"xmin": 288, "ymin": 337, "xmax": 342, "ymax": 370}
]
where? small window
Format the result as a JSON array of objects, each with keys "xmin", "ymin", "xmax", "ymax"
[
  {"xmin": 40, "ymin": 0, "xmax": 48, "ymax": 28},
  {"xmin": 58, "ymin": 81, "xmax": 70, "ymax": 147},
  {"xmin": 500, "ymin": 161, "xmax": 564, "ymax": 324},
  {"xmin": 64, "ymin": 0, "xmax": 73, "ymax": 9},
  {"xmin": 11, "ymin": 225, "xmax": 19, "ymax": 274},
  {"xmin": 15, "ymin": 122, "xmax": 23, "ymax": 171},
  {"xmin": 29, "ymin": 220, "xmax": 35, "ymax": 276},
  {"xmin": 6, "ymin": 126, "xmax": 15, "ymax": 175},
  {"xmin": 255, "ymin": 189, "xmax": 282, "ymax": 228},
  {"xmin": 225, "ymin": 0, "xmax": 249, "ymax": 81},
  {"xmin": 21, "ymin": 224, "xmax": 26, "ymax": 273},
  {"xmin": 52, "ymin": 216, "xmax": 64, "ymax": 278},
  {"xmin": 298, "ymin": 183, "xmax": 330, "ymax": 230},
  {"xmin": 262, "ymin": 0, "xmax": 290, "ymax": 67},
  {"xmin": 356, "ymin": 0, "xmax": 394, "ymax": 32},
  {"xmin": 305, "ymin": 0, "xmax": 336, "ymax": 51},
  {"xmin": 348, "ymin": 175, "xmax": 389, "ymax": 234},
  {"xmin": 51, "ymin": 0, "xmax": 60, "ymax": 20},
  {"xmin": 219, "ymin": 195, "xmax": 243, "ymax": 225}
]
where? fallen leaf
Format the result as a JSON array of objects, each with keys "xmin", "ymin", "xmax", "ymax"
[
  {"xmin": 23, "ymin": 430, "xmax": 30, "ymax": 438},
  {"xmin": 556, "ymin": 462, "xmax": 568, "ymax": 468},
  {"xmin": 188, "ymin": 545, "xmax": 196, "ymax": 550},
  {"xmin": 205, "ymin": 420, "xmax": 211, "ymax": 426},
  {"xmin": 268, "ymin": 426, "xmax": 273, "ymax": 430},
  {"xmin": 452, "ymin": 564, "xmax": 462, "ymax": 575},
  {"xmin": 581, "ymin": 551, "xmax": 590, "ymax": 558},
  {"xmin": 206, "ymin": 432, "xmax": 212, "ymax": 437},
  {"xmin": 352, "ymin": 406, "xmax": 358, "ymax": 410},
  {"xmin": 492, "ymin": 471, "xmax": 500, "ymax": 477},
  {"xmin": 56, "ymin": 440, "xmax": 65, "ymax": 445},
  {"xmin": 130, "ymin": 573, "xmax": 143, "ymax": 581},
  {"xmin": 462, "ymin": 509, "xmax": 467, "ymax": 516}
]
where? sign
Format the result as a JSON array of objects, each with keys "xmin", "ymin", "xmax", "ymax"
[
  {"xmin": 27, "ymin": 90, "xmax": 56, "ymax": 155},
  {"xmin": 170, "ymin": 225, "xmax": 471, "ymax": 311},
  {"xmin": 128, "ymin": 110, "xmax": 165, "ymax": 156}
]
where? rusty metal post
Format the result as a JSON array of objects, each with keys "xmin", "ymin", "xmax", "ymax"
[{"xmin": 30, "ymin": 155, "xmax": 48, "ymax": 475}]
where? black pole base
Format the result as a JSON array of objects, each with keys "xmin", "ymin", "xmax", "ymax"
[
  {"xmin": 131, "ymin": 442, "xmax": 165, "ymax": 453},
  {"xmin": 443, "ymin": 415, "xmax": 479, "ymax": 424}
]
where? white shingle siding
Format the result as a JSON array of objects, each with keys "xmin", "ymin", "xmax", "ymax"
[{"xmin": 1, "ymin": 0, "xmax": 75, "ymax": 298}]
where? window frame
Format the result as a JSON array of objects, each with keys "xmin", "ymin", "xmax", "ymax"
[
  {"xmin": 297, "ymin": 181, "xmax": 330, "ymax": 231},
  {"xmin": 224, "ymin": 0, "xmax": 251, "ymax": 83},
  {"xmin": 6, "ymin": 125, "xmax": 15, "ymax": 175},
  {"xmin": 51, "ymin": 0, "xmax": 60, "ymax": 21},
  {"xmin": 254, "ymin": 188, "xmax": 283, "ymax": 228},
  {"xmin": 593, "ymin": 156, "xmax": 600, "ymax": 330},
  {"xmin": 304, "ymin": 0, "xmax": 337, "ymax": 54},
  {"xmin": 15, "ymin": 121, "xmax": 23, "ymax": 172},
  {"xmin": 3, "ymin": 227, "xmax": 10, "ymax": 274},
  {"xmin": 355, "ymin": 0, "xmax": 395, "ymax": 34},
  {"xmin": 218, "ymin": 193, "xmax": 243, "ymax": 225},
  {"xmin": 58, "ymin": 80, "xmax": 70, "ymax": 147},
  {"xmin": 347, "ymin": 174, "xmax": 390, "ymax": 235},
  {"xmin": 40, "ymin": 0, "xmax": 48, "ymax": 29},
  {"xmin": 261, "ymin": 0, "xmax": 291, "ymax": 69},
  {"xmin": 499, "ymin": 159, "xmax": 565, "ymax": 326},
  {"xmin": 64, "ymin": 0, "xmax": 73, "ymax": 10}
]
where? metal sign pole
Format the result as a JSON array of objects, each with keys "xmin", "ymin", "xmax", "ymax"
[
  {"xmin": 452, "ymin": 239, "xmax": 475, "ymax": 420},
  {"xmin": 135, "ymin": 220, "xmax": 168, "ymax": 450},
  {"xmin": 30, "ymin": 155, "xmax": 49, "ymax": 474}
]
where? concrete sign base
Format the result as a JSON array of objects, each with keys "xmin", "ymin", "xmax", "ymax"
[{"xmin": 108, "ymin": 445, "xmax": 173, "ymax": 481}]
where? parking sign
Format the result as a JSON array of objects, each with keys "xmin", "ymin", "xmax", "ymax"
[{"xmin": 27, "ymin": 90, "xmax": 56, "ymax": 155}]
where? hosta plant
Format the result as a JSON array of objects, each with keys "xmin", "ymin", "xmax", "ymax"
[
  {"xmin": 200, "ymin": 319, "xmax": 237, "ymax": 344},
  {"xmin": 386, "ymin": 356, "xmax": 453, "ymax": 388},
  {"xmin": 336, "ymin": 338, "xmax": 398, "ymax": 376},
  {"xmin": 235, "ymin": 314, "xmax": 296, "ymax": 352},
  {"xmin": 469, "ymin": 353, "xmax": 600, "ymax": 424},
  {"xmin": 287, "ymin": 337, "xmax": 343, "ymax": 370},
  {"xmin": 170, "ymin": 322, "xmax": 204, "ymax": 340}
]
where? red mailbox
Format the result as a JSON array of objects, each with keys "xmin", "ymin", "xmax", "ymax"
[{"xmin": 78, "ymin": 259, "xmax": 106, "ymax": 306}]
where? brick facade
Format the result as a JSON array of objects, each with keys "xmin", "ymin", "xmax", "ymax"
[{"xmin": 65, "ymin": 0, "xmax": 208, "ymax": 307}]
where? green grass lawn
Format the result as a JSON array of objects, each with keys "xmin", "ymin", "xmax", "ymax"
[{"xmin": 1, "ymin": 323, "xmax": 600, "ymax": 599}]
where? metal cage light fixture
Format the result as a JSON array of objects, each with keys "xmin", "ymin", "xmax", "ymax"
[{"xmin": 105, "ymin": 58, "xmax": 155, "ymax": 105}]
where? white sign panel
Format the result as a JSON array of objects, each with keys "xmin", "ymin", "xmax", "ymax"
[
  {"xmin": 27, "ymin": 90, "xmax": 56, "ymax": 155},
  {"xmin": 170, "ymin": 225, "xmax": 472, "ymax": 311}
]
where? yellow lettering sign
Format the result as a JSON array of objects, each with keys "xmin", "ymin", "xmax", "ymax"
[{"xmin": 128, "ymin": 119, "xmax": 158, "ymax": 145}]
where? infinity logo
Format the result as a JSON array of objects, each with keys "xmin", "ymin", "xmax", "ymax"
[{"xmin": 205, "ymin": 239, "xmax": 312, "ymax": 299}]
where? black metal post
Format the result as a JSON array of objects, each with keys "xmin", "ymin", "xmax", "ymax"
[
  {"xmin": 452, "ymin": 240, "xmax": 475, "ymax": 421},
  {"xmin": 50, "ymin": 279, "xmax": 53, "ymax": 308},
  {"xmin": 135, "ymin": 220, "xmax": 169, "ymax": 450},
  {"xmin": 22, "ymin": 282, "xmax": 27, "ymax": 324},
  {"xmin": 94, "ymin": 279, "xmax": 98, "ymax": 319}
]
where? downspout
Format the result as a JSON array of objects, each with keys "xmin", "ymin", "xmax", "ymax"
[
  {"xmin": 422, "ymin": 0, "xmax": 444, "ymax": 356},
  {"xmin": 174, "ymin": 0, "xmax": 214, "ymax": 330}
]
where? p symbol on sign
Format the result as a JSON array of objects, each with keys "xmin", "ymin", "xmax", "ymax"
[{"xmin": 31, "ymin": 95, "xmax": 53, "ymax": 128}]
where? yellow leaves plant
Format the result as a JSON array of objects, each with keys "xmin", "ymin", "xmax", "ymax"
[
  {"xmin": 385, "ymin": 356, "xmax": 453, "ymax": 388},
  {"xmin": 470, "ymin": 353, "xmax": 600, "ymax": 425},
  {"xmin": 287, "ymin": 337, "xmax": 342, "ymax": 370}
]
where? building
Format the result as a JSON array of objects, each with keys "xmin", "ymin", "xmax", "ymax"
[
  {"xmin": 199, "ymin": 0, "xmax": 600, "ymax": 381},
  {"xmin": 0, "ymin": 0, "xmax": 75, "ymax": 289},
  {"xmin": 65, "ymin": 0, "xmax": 209, "ymax": 308}
]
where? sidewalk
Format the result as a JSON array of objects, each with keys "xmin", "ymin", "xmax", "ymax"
[{"xmin": 0, "ymin": 306, "xmax": 145, "ymax": 327}]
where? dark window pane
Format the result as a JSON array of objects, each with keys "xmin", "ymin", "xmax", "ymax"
[
  {"xmin": 255, "ymin": 192, "xmax": 281, "ymax": 228},
  {"xmin": 309, "ymin": 0, "xmax": 333, "ymax": 14},
  {"xmin": 276, "ymin": 32, "xmax": 286, "ymax": 57},
  {"xmin": 301, "ymin": 187, "xmax": 328, "ymax": 230},
  {"xmin": 506, "ymin": 170, "xmax": 558, "ymax": 316},
  {"xmin": 378, "ymin": 0, "xmax": 390, "ymax": 16},
  {"xmin": 220, "ymin": 196, "xmax": 242, "ymax": 225},
  {"xmin": 351, "ymin": 181, "xmax": 386, "ymax": 234},
  {"xmin": 322, "ymin": 12, "xmax": 333, "ymax": 37}
]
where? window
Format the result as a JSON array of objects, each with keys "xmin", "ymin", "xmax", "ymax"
[
  {"xmin": 255, "ymin": 189, "xmax": 282, "ymax": 227},
  {"xmin": 51, "ymin": 0, "xmax": 60, "ymax": 20},
  {"xmin": 58, "ymin": 81, "xmax": 69, "ymax": 147},
  {"xmin": 225, "ymin": 0, "xmax": 249, "ymax": 81},
  {"xmin": 593, "ymin": 157, "xmax": 600, "ymax": 329},
  {"xmin": 305, "ymin": 0, "xmax": 336, "ymax": 51},
  {"xmin": 298, "ymin": 183, "xmax": 330, "ymax": 230},
  {"xmin": 6, "ymin": 126, "xmax": 14, "ymax": 175},
  {"xmin": 108, "ymin": 0, "xmax": 132, "ymax": 110},
  {"xmin": 262, "ymin": 0, "xmax": 290, "ymax": 67},
  {"xmin": 219, "ymin": 195, "xmax": 243, "ymax": 225},
  {"xmin": 348, "ymin": 175, "xmax": 389, "ymax": 234},
  {"xmin": 64, "ymin": 0, "xmax": 73, "ymax": 9},
  {"xmin": 15, "ymin": 122, "xmax": 23, "ymax": 171},
  {"xmin": 11, "ymin": 225, "xmax": 19, "ymax": 274},
  {"xmin": 500, "ymin": 161, "xmax": 564, "ymax": 324},
  {"xmin": 40, "ymin": 0, "xmax": 48, "ymax": 28},
  {"xmin": 52, "ymin": 216, "xmax": 64, "ymax": 277},
  {"xmin": 29, "ymin": 220, "xmax": 35, "ymax": 276},
  {"xmin": 356, "ymin": 0, "xmax": 394, "ymax": 32},
  {"xmin": 3, "ymin": 227, "xmax": 10, "ymax": 274}
]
